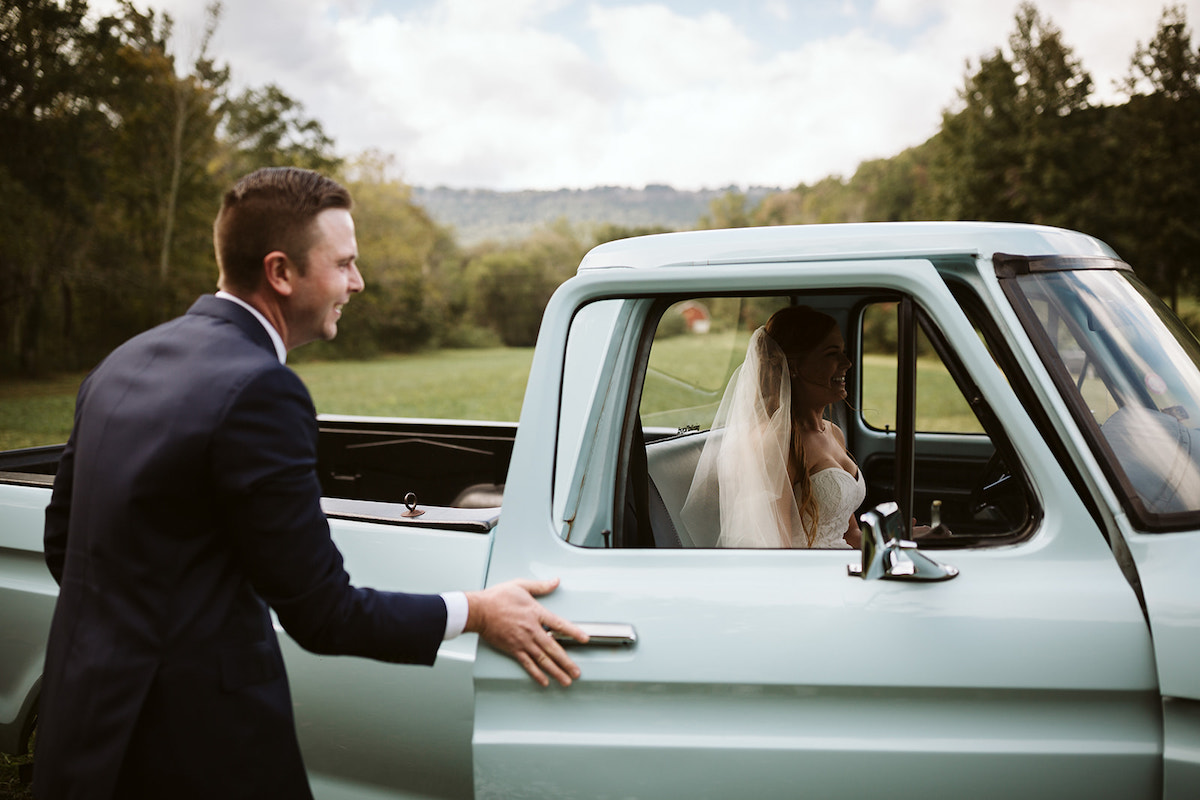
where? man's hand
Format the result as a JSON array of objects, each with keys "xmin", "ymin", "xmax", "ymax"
[{"xmin": 464, "ymin": 578, "xmax": 588, "ymax": 687}]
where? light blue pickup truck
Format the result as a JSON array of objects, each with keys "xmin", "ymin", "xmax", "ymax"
[{"xmin": 2, "ymin": 222, "xmax": 1198, "ymax": 799}]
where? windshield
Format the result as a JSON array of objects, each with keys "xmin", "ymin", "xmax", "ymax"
[{"xmin": 1006, "ymin": 266, "xmax": 1200, "ymax": 529}]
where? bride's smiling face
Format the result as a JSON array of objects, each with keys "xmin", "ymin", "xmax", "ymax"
[{"xmin": 789, "ymin": 327, "xmax": 852, "ymax": 408}]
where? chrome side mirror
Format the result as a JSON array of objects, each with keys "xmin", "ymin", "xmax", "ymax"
[{"xmin": 847, "ymin": 501, "xmax": 959, "ymax": 582}]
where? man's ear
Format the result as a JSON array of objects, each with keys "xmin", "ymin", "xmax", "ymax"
[{"xmin": 263, "ymin": 251, "xmax": 295, "ymax": 297}]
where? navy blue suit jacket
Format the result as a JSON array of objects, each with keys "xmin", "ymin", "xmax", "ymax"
[{"xmin": 37, "ymin": 295, "xmax": 447, "ymax": 799}]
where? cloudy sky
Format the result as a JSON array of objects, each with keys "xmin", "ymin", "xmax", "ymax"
[{"xmin": 94, "ymin": 0, "xmax": 1198, "ymax": 190}]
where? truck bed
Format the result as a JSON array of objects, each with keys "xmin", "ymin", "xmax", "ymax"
[{"xmin": 0, "ymin": 415, "xmax": 517, "ymax": 509}]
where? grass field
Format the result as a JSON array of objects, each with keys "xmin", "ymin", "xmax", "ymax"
[
  {"xmin": 294, "ymin": 347, "xmax": 535, "ymax": 421},
  {"xmin": 0, "ymin": 348, "xmax": 537, "ymax": 451},
  {"xmin": 0, "ymin": 373, "xmax": 86, "ymax": 451},
  {"xmin": 0, "ymin": 339, "xmax": 981, "ymax": 452}
]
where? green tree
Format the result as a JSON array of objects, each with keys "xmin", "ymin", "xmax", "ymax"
[
  {"xmin": 930, "ymin": 49, "xmax": 1024, "ymax": 220},
  {"xmin": 1110, "ymin": 5, "xmax": 1200, "ymax": 306},
  {"xmin": 751, "ymin": 175, "xmax": 860, "ymax": 225},
  {"xmin": 1008, "ymin": 2, "xmax": 1095, "ymax": 227},
  {"xmin": 465, "ymin": 252, "xmax": 555, "ymax": 347},
  {"xmin": 744, "ymin": 146, "xmax": 936, "ymax": 228},
  {"xmin": 851, "ymin": 147, "xmax": 934, "ymax": 222},
  {"xmin": 0, "ymin": 0, "xmax": 351, "ymax": 376},
  {"xmin": 158, "ymin": 3, "xmax": 225, "ymax": 285},
  {"xmin": 590, "ymin": 222, "xmax": 673, "ymax": 245},
  {"xmin": 0, "ymin": 0, "xmax": 125, "ymax": 373},
  {"xmin": 928, "ymin": 3, "xmax": 1095, "ymax": 226},
  {"xmin": 699, "ymin": 190, "xmax": 753, "ymax": 228},
  {"xmin": 88, "ymin": 2, "xmax": 227, "ymax": 331},
  {"xmin": 464, "ymin": 218, "xmax": 586, "ymax": 347},
  {"xmin": 217, "ymin": 84, "xmax": 341, "ymax": 180}
]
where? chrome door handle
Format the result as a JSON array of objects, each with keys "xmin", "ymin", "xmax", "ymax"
[{"xmin": 552, "ymin": 622, "xmax": 638, "ymax": 646}]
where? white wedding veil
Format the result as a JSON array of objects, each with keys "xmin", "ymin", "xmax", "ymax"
[{"xmin": 681, "ymin": 327, "xmax": 803, "ymax": 548}]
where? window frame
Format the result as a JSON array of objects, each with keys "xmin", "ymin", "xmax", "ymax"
[
  {"xmin": 998, "ymin": 254, "xmax": 1200, "ymax": 532},
  {"xmin": 591, "ymin": 286, "xmax": 1041, "ymax": 550}
]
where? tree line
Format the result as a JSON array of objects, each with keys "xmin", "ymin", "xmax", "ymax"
[
  {"xmin": 724, "ymin": 3, "xmax": 1200, "ymax": 315},
  {"xmin": 2, "ymin": 0, "xmax": 1198, "ymax": 376}
]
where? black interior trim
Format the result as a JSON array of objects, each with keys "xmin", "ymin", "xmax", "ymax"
[{"xmin": 993, "ymin": 253, "xmax": 1132, "ymax": 278}]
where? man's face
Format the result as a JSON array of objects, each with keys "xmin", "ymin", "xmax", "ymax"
[{"xmin": 285, "ymin": 208, "xmax": 364, "ymax": 350}]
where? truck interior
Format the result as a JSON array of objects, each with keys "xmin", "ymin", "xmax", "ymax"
[{"xmin": 601, "ymin": 288, "xmax": 1040, "ymax": 550}]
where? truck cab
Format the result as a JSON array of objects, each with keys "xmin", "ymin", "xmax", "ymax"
[{"xmin": 3, "ymin": 222, "xmax": 1198, "ymax": 799}]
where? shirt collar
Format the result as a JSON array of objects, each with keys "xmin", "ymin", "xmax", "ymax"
[{"xmin": 215, "ymin": 291, "xmax": 287, "ymax": 364}]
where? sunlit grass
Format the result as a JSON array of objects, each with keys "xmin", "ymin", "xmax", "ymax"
[
  {"xmin": 0, "ymin": 350, "xmax": 537, "ymax": 452},
  {"xmin": 860, "ymin": 354, "xmax": 983, "ymax": 434},
  {"xmin": 293, "ymin": 347, "xmax": 534, "ymax": 421},
  {"xmin": 0, "ymin": 342, "xmax": 985, "ymax": 452},
  {"xmin": 0, "ymin": 373, "xmax": 87, "ymax": 451}
]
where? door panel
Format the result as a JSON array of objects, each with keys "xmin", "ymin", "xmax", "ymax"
[
  {"xmin": 474, "ymin": 535, "xmax": 1160, "ymax": 799},
  {"xmin": 285, "ymin": 518, "xmax": 491, "ymax": 800},
  {"xmin": 1122, "ymin": 526, "xmax": 1200, "ymax": 800}
]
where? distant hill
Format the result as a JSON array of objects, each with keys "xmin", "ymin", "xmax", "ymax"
[{"xmin": 411, "ymin": 184, "xmax": 783, "ymax": 246}]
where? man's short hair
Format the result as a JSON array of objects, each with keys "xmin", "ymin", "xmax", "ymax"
[{"xmin": 214, "ymin": 167, "xmax": 353, "ymax": 293}]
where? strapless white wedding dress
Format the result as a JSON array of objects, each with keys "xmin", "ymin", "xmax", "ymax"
[{"xmin": 796, "ymin": 467, "xmax": 865, "ymax": 549}]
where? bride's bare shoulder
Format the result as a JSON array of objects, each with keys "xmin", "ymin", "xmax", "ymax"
[{"xmin": 830, "ymin": 422, "xmax": 848, "ymax": 446}]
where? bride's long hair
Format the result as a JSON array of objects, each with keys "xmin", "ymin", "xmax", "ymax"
[{"xmin": 764, "ymin": 305, "xmax": 839, "ymax": 547}]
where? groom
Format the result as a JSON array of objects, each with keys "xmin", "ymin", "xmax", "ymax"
[{"xmin": 36, "ymin": 167, "xmax": 586, "ymax": 799}]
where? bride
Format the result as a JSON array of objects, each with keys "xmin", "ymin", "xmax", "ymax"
[{"xmin": 681, "ymin": 306, "xmax": 864, "ymax": 549}]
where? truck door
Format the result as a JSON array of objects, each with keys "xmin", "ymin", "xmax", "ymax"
[
  {"xmin": 998, "ymin": 259, "xmax": 1200, "ymax": 799},
  {"xmin": 473, "ymin": 261, "xmax": 1161, "ymax": 799}
]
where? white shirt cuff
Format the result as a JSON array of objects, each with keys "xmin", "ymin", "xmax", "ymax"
[{"xmin": 441, "ymin": 591, "xmax": 468, "ymax": 640}]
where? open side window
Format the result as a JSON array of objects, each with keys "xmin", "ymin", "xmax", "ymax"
[
  {"xmin": 855, "ymin": 297, "xmax": 1036, "ymax": 546},
  {"xmin": 557, "ymin": 288, "xmax": 1037, "ymax": 549}
]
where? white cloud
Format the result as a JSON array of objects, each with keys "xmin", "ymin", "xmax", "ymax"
[
  {"xmin": 871, "ymin": 0, "xmax": 942, "ymax": 27},
  {"xmin": 574, "ymin": 5, "xmax": 955, "ymax": 188},
  {"xmin": 86, "ymin": 0, "xmax": 1200, "ymax": 189},
  {"xmin": 588, "ymin": 4, "xmax": 760, "ymax": 92},
  {"xmin": 428, "ymin": 0, "xmax": 571, "ymax": 28},
  {"xmin": 335, "ymin": 1, "xmax": 610, "ymax": 187},
  {"xmin": 764, "ymin": 0, "xmax": 791, "ymax": 23},
  {"xmin": 1035, "ymin": 0, "xmax": 1175, "ymax": 99}
]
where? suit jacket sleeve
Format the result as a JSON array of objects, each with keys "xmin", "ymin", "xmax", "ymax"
[
  {"xmin": 44, "ymin": 434, "xmax": 74, "ymax": 586},
  {"xmin": 44, "ymin": 376, "xmax": 90, "ymax": 585},
  {"xmin": 211, "ymin": 365, "xmax": 446, "ymax": 665}
]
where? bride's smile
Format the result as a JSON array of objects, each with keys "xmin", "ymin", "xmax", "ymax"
[{"xmin": 791, "ymin": 327, "xmax": 852, "ymax": 408}]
